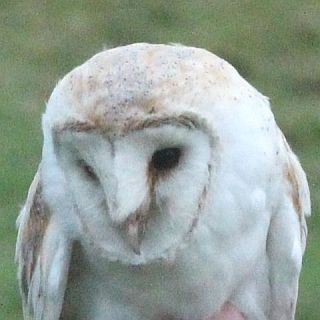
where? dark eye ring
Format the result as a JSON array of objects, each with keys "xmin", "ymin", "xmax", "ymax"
[
  {"xmin": 151, "ymin": 147, "xmax": 182, "ymax": 171},
  {"xmin": 78, "ymin": 160, "xmax": 97, "ymax": 180}
]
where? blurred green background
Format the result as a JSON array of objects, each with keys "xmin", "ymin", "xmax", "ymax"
[{"xmin": 1, "ymin": 1, "xmax": 319, "ymax": 319}]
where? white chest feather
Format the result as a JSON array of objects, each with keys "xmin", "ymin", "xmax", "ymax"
[{"xmin": 64, "ymin": 186, "xmax": 271, "ymax": 320}]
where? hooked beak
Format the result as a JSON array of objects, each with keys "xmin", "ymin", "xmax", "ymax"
[{"xmin": 125, "ymin": 213, "xmax": 147, "ymax": 255}]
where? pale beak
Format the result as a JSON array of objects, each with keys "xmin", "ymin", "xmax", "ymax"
[{"xmin": 125, "ymin": 213, "xmax": 147, "ymax": 255}]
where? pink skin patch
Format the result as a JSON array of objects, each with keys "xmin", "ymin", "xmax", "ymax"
[
  {"xmin": 206, "ymin": 303, "xmax": 245, "ymax": 320},
  {"xmin": 157, "ymin": 302, "xmax": 244, "ymax": 320}
]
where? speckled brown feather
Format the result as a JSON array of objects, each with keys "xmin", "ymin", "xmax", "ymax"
[
  {"xmin": 279, "ymin": 130, "xmax": 310, "ymax": 248},
  {"xmin": 281, "ymin": 131, "xmax": 310, "ymax": 217},
  {"xmin": 45, "ymin": 43, "xmax": 268, "ymax": 134},
  {"xmin": 16, "ymin": 167, "xmax": 50, "ymax": 314}
]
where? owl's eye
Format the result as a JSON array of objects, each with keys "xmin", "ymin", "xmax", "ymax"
[
  {"xmin": 151, "ymin": 147, "xmax": 182, "ymax": 171},
  {"xmin": 78, "ymin": 160, "xmax": 98, "ymax": 180}
]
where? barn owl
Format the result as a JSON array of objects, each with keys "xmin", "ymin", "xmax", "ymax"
[{"xmin": 16, "ymin": 43, "xmax": 310, "ymax": 320}]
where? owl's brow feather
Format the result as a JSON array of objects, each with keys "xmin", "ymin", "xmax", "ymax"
[{"xmin": 52, "ymin": 112, "xmax": 213, "ymax": 138}]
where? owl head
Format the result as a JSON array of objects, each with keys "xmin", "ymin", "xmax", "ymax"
[{"xmin": 40, "ymin": 43, "xmax": 268, "ymax": 265}]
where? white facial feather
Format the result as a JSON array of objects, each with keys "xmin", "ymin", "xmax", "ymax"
[
  {"xmin": 55, "ymin": 122, "xmax": 214, "ymax": 264},
  {"xmin": 16, "ymin": 43, "xmax": 310, "ymax": 320}
]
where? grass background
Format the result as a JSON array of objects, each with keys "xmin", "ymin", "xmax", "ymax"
[{"xmin": 1, "ymin": 1, "xmax": 319, "ymax": 318}]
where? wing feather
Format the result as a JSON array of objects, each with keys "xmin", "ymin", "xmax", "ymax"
[
  {"xmin": 16, "ymin": 166, "xmax": 72, "ymax": 320},
  {"xmin": 280, "ymin": 131, "xmax": 311, "ymax": 252},
  {"xmin": 267, "ymin": 130, "xmax": 311, "ymax": 320}
]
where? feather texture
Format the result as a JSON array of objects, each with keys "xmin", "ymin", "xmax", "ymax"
[
  {"xmin": 16, "ymin": 43, "xmax": 310, "ymax": 320},
  {"xmin": 16, "ymin": 167, "xmax": 72, "ymax": 320}
]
